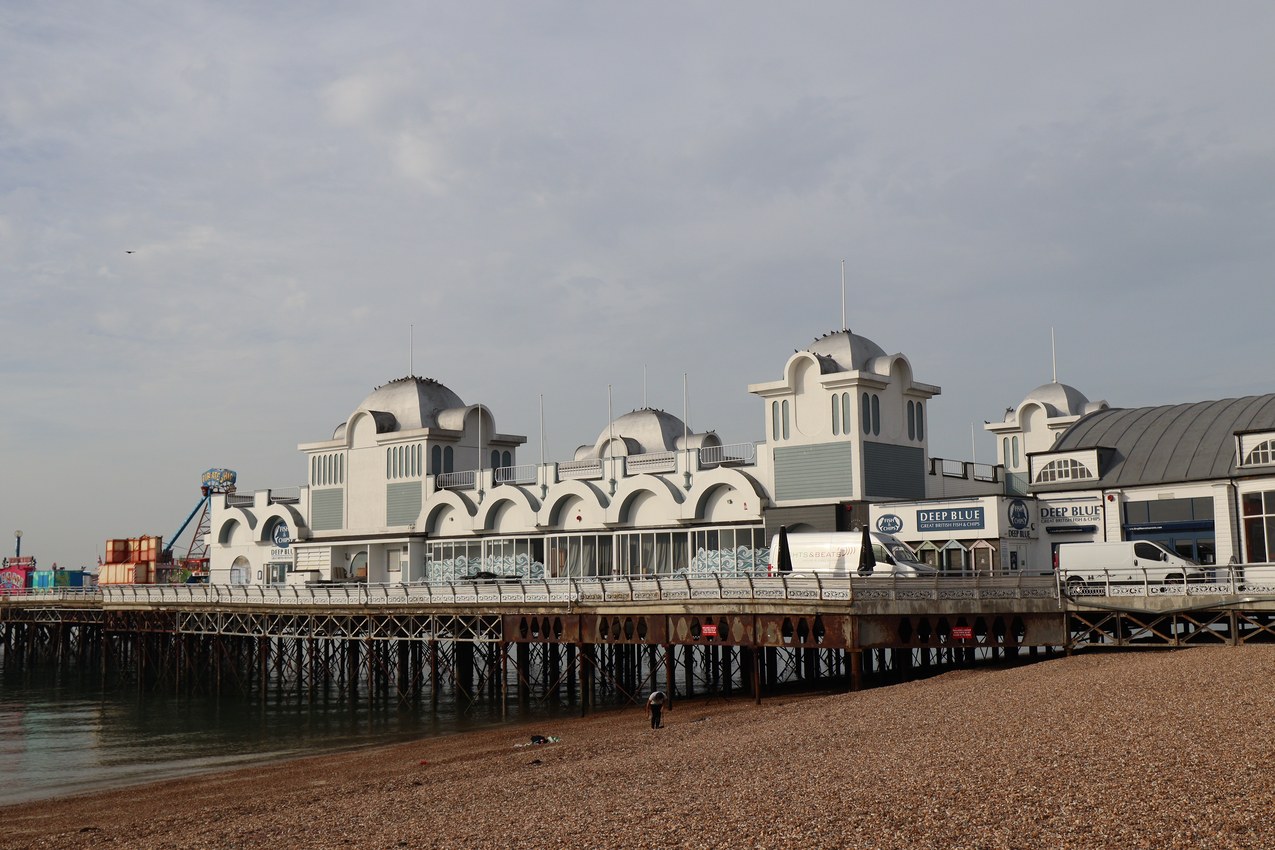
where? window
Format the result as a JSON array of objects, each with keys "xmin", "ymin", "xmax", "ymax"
[
  {"xmin": 907, "ymin": 401, "xmax": 915, "ymax": 440},
  {"xmin": 862, "ymin": 393, "xmax": 871, "ymax": 432},
  {"xmin": 1012, "ymin": 437, "xmax": 1019, "ymax": 468},
  {"xmin": 431, "ymin": 446, "xmax": 442, "ymax": 474},
  {"xmin": 832, "ymin": 395, "xmax": 841, "ymax": 436},
  {"xmin": 1035, "ymin": 458, "xmax": 1094, "ymax": 483},
  {"xmin": 916, "ymin": 404, "xmax": 924, "ymax": 440},
  {"xmin": 1003, "ymin": 438, "xmax": 1009, "ymax": 466},
  {"xmin": 772, "ymin": 402, "xmax": 780, "ymax": 440},
  {"xmin": 502, "ymin": 450, "xmax": 512, "ymax": 467},
  {"xmin": 871, "ymin": 394, "xmax": 880, "ymax": 436},
  {"xmin": 1244, "ymin": 440, "xmax": 1275, "ymax": 466},
  {"xmin": 781, "ymin": 400, "xmax": 790, "ymax": 440},
  {"xmin": 490, "ymin": 449, "xmax": 500, "ymax": 470},
  {"xmin": 444, "ymin": 446, "xmax": 454, "ymax": 473},
  {"xmin": 842, "ymin": 393, "xmax": 852, "ymax": 434}
]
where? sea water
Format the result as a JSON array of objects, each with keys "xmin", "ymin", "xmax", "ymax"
[{"xmin": 0, "ymin": 663, "xmax": 569, "ymax": 804}]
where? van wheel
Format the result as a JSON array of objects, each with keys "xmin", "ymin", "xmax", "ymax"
[
  {"xmin": 1065, "ymin": 577, "xmax": 1086, "ymax": 596},
  {"xmin": 1163, "ymin": 574, "xmax": 1183, "ymax": 585}
]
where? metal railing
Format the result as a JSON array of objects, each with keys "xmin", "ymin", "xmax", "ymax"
[
  {"xmin": 698, "ymin": 442, "xmax": 757, "ymax": 467},
  {"xmin": 89, "ymin": 573, "xmax": 1062, "ymax": 607},
  {"xmin": 435, "ymin": 470, "xmax": 478, "ymax": 490},
  {"xmin": 494, "ymin": 464, "xmax": 538, "ymax": 485},
  {"xmin": 1058, "ymin": 563, "xmax": 1275, "ymax": 598}
]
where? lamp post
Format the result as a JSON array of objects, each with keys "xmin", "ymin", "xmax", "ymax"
[{"xmin": 14, "ymin": 530, "xmax": 21, "ymax": 558}]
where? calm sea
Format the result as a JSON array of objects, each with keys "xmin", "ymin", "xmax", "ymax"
[{"xmin": 0, "ymin": 663, "xmax": 571, "ymax": 804}]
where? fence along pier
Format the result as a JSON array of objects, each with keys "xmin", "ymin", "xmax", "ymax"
[{"xmin": 0, "ymin": 576, "xmax": 1072, "ymax": 710}]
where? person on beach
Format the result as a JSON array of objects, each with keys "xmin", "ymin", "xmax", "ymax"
[{"xmin": 646, "ymin": 690, "xmax": 668, "ymax": 729}]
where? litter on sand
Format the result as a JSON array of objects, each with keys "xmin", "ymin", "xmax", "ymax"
[{"xmin": 515, "ymin": 735, "xmax": 561, "ymax": 748}]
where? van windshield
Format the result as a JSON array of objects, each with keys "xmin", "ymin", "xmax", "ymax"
[{"xmin": 881, "ymin": 540, "xmax": 923, "ymax": 566}]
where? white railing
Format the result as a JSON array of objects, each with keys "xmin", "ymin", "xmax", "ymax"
[
  {"xmin": 557, "ymin": 459, "xmax": 603, "ymax": 480},
  {"xmin": 435, "ymin": 470, "xmax": 477, "ymax": 490},
  {"xmin": 91, "ymin": 574, "xmax": 1065, "ymax": 607},
  {"xmin": 698, "ymin": 442, "xmax": 757, "ymax": 467},
  {"xmin": 625, "ymin": 452, "xmax": 677, "ymax": 474},
  {"xmin": 1058, "ymin": 563, "xmax": 1275, "ymax": 598},
  {"xmin": 495, "ymin": 464, "xmax": 538, "ymax": 485}
]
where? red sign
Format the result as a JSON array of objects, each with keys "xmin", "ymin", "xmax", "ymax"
[
  {"xmin": 951, "ymin": 626, "xmax": 974, "ymax": 640},
  {"xmin": 701, "ymin": 624, "xmax": 718, "ymax": 638}
]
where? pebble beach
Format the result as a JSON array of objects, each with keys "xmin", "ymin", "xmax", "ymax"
[{"xmin": 3, "ymin": 646, "xmax": 1273, "ymax": 849}]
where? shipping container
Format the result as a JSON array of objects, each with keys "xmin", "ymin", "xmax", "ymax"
[
  {"xmin": 105, "ymin": 539, "xmax": 129, "ymax": 564},
  {"xmin": 0, "ymin": 564, "xmax": 32, "ymax": 593},
  {"xmin": 30, "ymin": 571, "xmax": 55, "ymax": 590}
]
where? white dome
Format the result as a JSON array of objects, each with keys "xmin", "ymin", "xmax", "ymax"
[
  {"xmin": 343, "ymin": 376, "xmax": 465, "ymax": 435},
  {"xmin": 805, "ymin": 329, "xmax": 888, "ymax": 373}
]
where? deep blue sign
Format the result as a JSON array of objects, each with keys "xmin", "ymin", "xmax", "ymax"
[
  {"xmin": 876, "ymin": 514, "xmax": 904, "ymax": 534},
  {"xmin": 916, "ymin": 507, "xmax": 985, "ymax": 532},
  {"xmin": 1007, "ymin": 500, "xmax": 1030, "ymax": 530}
]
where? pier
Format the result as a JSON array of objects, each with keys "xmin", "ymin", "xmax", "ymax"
[{"xmin": 4, "ymin": 570, "xmax": 1273, "ymax": 713}]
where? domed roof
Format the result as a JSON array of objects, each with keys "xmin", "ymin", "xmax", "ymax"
[
  {"xmin": 576, "ymin": 408, "xmax": 701, "ymax": 459},
  {"xmin": 805, "ymin": 329, "xmax": 888, "ymax": 373},
  {"xmin": 1011, "ymin": 381, "xmax": 1100, "ymax": 420},
  {"xmin": 349, "ymin": 376, "xmax": 465, "ymax": 433}
]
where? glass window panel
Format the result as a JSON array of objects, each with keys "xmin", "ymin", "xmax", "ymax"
[
  {"xmin": 832, "ymin": 396, "xmax": 840, "ymax": 436},
  {"xmin": 1244, "ymin": 518, "xmax": 1266, "ymax": 562}
]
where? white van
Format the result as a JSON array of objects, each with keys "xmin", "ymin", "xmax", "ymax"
[
  {"xmin": 767, "ymin": 531, "xmax": 938, "ymax": 578},
  {"xmin": 1056, "ymin": 541, "xmax": 1207, "ymax": 589}
]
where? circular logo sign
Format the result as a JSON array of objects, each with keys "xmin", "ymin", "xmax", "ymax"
[
  {"xmin": 876, "ymin": 514, "xmax": 904, "ymax": 534},
  {"xmin": 1007, "ymin": 500, "xmax": 1030, "ymax": 530},
  {"xmin": 271, "ymin": 522, "xmax": 291, "ymax": 548}
]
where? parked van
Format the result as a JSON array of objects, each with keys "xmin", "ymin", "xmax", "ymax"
[
  {"xmin": 767, "ymin": 531, "xmax": 938, "ymax": 578},
  {"xmin": 1056, "ymin": 541, "xmax": 1207, "ymax": 589}
]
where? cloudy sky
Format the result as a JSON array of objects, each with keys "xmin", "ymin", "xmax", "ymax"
[{"xmin": 3, "ymin": 3, "xmax": 1274, "ymax": 569}]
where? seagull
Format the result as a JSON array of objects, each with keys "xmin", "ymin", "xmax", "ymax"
[{"xmin": 125, "ymin": 250, "xmax": 135, "ymax": 254}]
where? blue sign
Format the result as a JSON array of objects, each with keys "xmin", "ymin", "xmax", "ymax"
[
  {"xmin": 876, "ymin": 514, "xmax": 904, "ymax": 534},
  {"xmin": 271, "ymin": 522, "xmax": 291, "ymax": 549},
  {"xmin": 916, "ymin": 507, "xmax": 985, "ymax": 532},
  {"xmin": 1007, "ymin": 500, "xmax": 1030, "ymax": 530}
]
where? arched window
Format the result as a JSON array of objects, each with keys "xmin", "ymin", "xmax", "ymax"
[
  {"xmin": 871, "ymin": 394, "xmax": 880, "ymax": 436},
  {"xmin": 842, "ymin": 393, "xmax": 852, "ymax": 434},
  {"xmin": 1245, "ymin": 440, "xmax": 1275, "ymax": 466},
  {"xmin": 771, "ymin": 402, "xmax": 780, "ymax": 440},
  {"xmin": 907, "ymin": 401, "xmax": 916, "ymax": 440},
  {"xmin": 431, "ymin": 445, "xmax": 442, "ymax": 474},
  {"xmin": 916, "ymin": 404, "xmax": 924, "ymax": 440},
  {"xmin": 862, "ymin": 393, "xmax": 871, "ymax": 432},
  {"xmin": 502, "ymin": 450, "xmax": 512, "ymax": 467},
  {"xmin": 832, "ymin": 395, "xmax": 841, "ymax": 436},
  {"xmin": 1012, "ymin": 437, "xmax": 1020, "ymax": 468},
  {"xmin": 490, "ymin": 449, "xmax": 500, "ymax": 470},
  {"xmin": 1002, "ymin": 438, "xmax": 1010, "ymax": 466},
  {"xmin": 781, "ymin": 400, "xmax": 790, "ymax": 440},
  {"xmin": 1035, "ymin": 458, "xmax": 1094, "ymax": 483},
  {"xmin": 444, "ymin": 446, "xmax": 454, "ymax": 473}
]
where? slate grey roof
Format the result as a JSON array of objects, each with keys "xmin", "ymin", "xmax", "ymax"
[{"xmin": 1034, "ymin": 394, "xmax": 1275, "ymax": 490}]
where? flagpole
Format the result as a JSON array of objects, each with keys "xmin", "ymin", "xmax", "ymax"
[{"xmin": 841, "ymin": 259, "xmax": 846, "ymax": 330}]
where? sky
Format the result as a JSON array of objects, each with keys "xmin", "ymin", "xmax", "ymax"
[{"xmin": 3, "ymin": 2, "xmax": 1274, "ymax": 570}]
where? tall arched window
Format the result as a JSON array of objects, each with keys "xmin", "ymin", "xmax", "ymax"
[
  {"xmin": 842, "ymin": 393, "xmax": 852, "ymax": 434},
  {"xmin": 443, "ymin": 446, "xmax": 454, "ymax": 473},
  {"xmin": 772, "ymin": 402, "xmax": 780, "ymax": 440},
  {"xmin": 832, "ymin": 395, "xmax": 841, "ymax": 436},
  {"xmin": 907, "ymin": 401, "xmax": 916, "ymax": 440},
  {"xmin": 1012, "ymin": 437, "xmax": 1020, "ymax": 468},
  {"xmin": 862, "ymin": 393, "xmax": 871, "ymax": 432},
  {"xmin": 490, "ymin": 449, "xmax": 501, "ymax": 470},
  {"xmin": 916, "ymin": 404, "xmax": 924, "ymax": 440},
  {"xmin": 431, "ymin": 445, "xmax": 442, "ymax": 474},
  {"xmin": 502, "ymin": 450, "xmax": 512, "ymax": 467},
  {"xmin": 871, "ymin": 395, "xmax": 880, "ymax": 436},
  {"xmin": 781, "ymin": 400, "xmax": 790, "ymax": 439}
]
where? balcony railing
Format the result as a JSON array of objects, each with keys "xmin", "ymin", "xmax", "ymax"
[
  {"xmin": 625, "ymin": 452, "xmax": 677, "ymax": 474},
  {"xmin": 698, "ymin": 442, "xmax": 757, "ymax": 468},
  {"xmin": 557, "ymin": 459, "xmax": 603, "ymax": 481},
  {"xmin": 495, "ymin": 464, "xmax": 538, "ymax": 485},
  {"xmin": 435, "ymin": 470, "xmax": 477, "ymax": 490}
]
